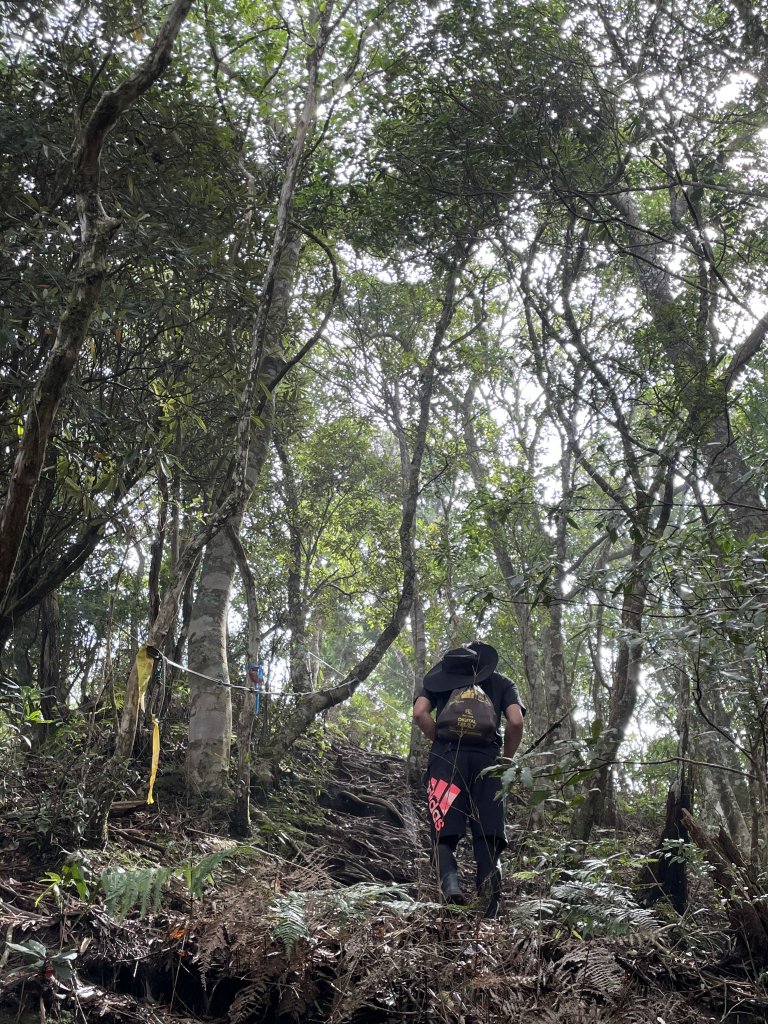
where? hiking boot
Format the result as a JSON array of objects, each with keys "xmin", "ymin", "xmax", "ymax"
[
  {"xmin": 477, "ymin": 868, "xmax": 502, "ymax": 918},
  {"xmin": 440, "ymin": 871, "xmax": 466, "ymax": 904}
]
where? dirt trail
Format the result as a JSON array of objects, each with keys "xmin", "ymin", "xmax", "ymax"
[{"xmin": 1, "ymin": 742, "xmax": 766, "ymax": 1023}]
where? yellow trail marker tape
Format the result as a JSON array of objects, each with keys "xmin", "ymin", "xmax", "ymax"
[
  {"xmin": 147, "ymin": 715, "xmax": 160, "ymax": 805},
  {"xmin": 136, "ymin": 645, "xmax": 154, "ymax": 713}
]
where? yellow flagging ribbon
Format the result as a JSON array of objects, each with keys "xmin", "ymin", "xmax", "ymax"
[
  {"xmin": 146, "ymin": 715, "xmax": 160, "ymax": 805},
  {"xmin": 136, "ymin": 645, "xmax": 154, "ymax": 712}
]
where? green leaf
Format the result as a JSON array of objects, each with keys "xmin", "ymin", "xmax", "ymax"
[
  {"xmin": 53, "ymin": 950, "xmax": 78, "ymax": 962},
  {"xmin": 7, "ymin": 939, "xmax": 47, "ymax": 961}
]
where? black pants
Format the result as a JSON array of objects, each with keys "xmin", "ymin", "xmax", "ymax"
[
  {"xmin": 426, "ymin": 742, "xmax": 506, "ymax": 894},
  {"xmin": 426, "ymin": 742, "xmax": 506, "ymax": 844}
]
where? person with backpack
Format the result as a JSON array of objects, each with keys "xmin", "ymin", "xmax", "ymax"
[{"xmin": 413, "ymin": 641, "xmax": 525, "ymax": 917}]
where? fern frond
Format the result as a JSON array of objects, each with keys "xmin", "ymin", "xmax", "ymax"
[
  {"xmin": 270, "ymin": 892, "xmax": 310, "ymax": 955},
  {"xmin": 229, "ymin": 977, "xmax": 276, "ymax": 1024},
  {"xmin": 506, "ymin": 898, "xmax": 562, "ymax": 929},
  {"xmin": 268, "ymin": 882, "xmax": 428, "ymax": 955},
  {"xmin": 323, "ymin": 882, "xmax": 412, "ymax": 923},
  {"xmin": 386, "ymin": 898, "xmax": 442, "ymax": 916},
  {"xmin": 555, "ymin": 945, "xmax": 626, "ymax": 994},
  {"xmin": 550, "ymin": 879, "xmax": 658, "ymax": 937},
  {"xmin": 100, "ymin": 845, "xmax": 260, "ymax": 920},
  {"xmin": 101, "ymin": 866, "xmax": 174, "ymax": 920},
  {"xmin": 186, "ymin": 845, "xmax": 259, "ymax": 899}
]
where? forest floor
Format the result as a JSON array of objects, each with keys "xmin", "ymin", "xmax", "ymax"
[{"xmin": 1, "ymin": 739, "xmax": 767, "ymax": 1024}]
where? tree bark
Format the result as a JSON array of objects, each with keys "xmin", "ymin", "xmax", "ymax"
[
  {"xmin": 182, "ymin": 2, "xmax": 344, "ymax": 799},
  {"xmin": 184, "ymin": 227, "xmax": 301, "ymax": 798},
  {"xmin": 148, "ymin": 460, "xmax": 169, "ymax": 627},
  {"xmin": 185, "ymin": 402, "xmax": 276, "ymax": 798},
  {"xmin": 407, "ymin": 577, "xmax": 429, "ymax": 780},
  {"xmin": 696, "ymin": 730, "xmax": 752, "ymax": 851},
  {"xmin": 573, "ymin": 551, "xmax": 648, "ymax": 841},
  {"xmin": 229, "ymin": 528, "xmax": 262, "ymax": 837},
  {"xmin": 387, "ymin": 377, "xmax": 429, "ymax": 773},
  {"xmin": 638, "ymin": 694, "xmax": 692, "ymax": 912},
  {"xmin": 274, "ymin": 429, "xmax": 313, "ymax": 695},
  {"xmin": 38, "ymin": 591, "xmax": 62, "ymax": 738}
]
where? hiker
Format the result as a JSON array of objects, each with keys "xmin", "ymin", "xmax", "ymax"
[{"xmin": 412, "ymin": 641, "xmax": 525, "ymax": 917}]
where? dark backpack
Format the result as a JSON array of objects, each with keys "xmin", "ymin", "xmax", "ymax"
[{"xmin": 435, "ymin": 684, "xmax": 497, "ymax": 744}]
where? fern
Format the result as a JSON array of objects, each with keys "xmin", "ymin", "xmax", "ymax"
[
  {"xmin": 184, "ymin": 846, "xmax": 258, "ymax": 899},
  {"xmin": 505, "ymin": 897, "xmax": 562, "ymax": 929},
  {"xmin": 270, "ymin": 892, "xmax": 310, "ymax": 955},
  {"xmin": 100, "ymin": 845, "xmax": 259, "ymax": 920},
  {"xmin": 101, "ymin": 866, "xmax": 175, "ymax": 919},
  {"xmin": 268, "ymin": 882, "xmax": 430, "ymax": 955},
  {"xmin": 555, "ymin": 945, "xmax": 627, "ymax": 994},
  {"xmin": 324, "ymin": 882, "xmax": 413, "ymax": 923},
  {"xmin": 229, "ymin": 982, "xmax": 275, "ymax": 1024},
  {"xmin": 550, "ymin": 879, "xmax": 658, "ymax": 938}
]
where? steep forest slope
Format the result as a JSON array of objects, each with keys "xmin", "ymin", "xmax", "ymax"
[{"xmin": 1, "ymin": 741, "xmax": 766, "ymax": 1024}]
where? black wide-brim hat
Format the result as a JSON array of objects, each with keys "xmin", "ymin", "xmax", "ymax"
[{"xmin": 423, "ymin": 641, "xmax": 499, "ymax": 692}]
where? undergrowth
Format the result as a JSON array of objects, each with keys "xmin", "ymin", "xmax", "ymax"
[{"xmin": 100, "ymin": 845, "xmax": 260, "ymax": 918}]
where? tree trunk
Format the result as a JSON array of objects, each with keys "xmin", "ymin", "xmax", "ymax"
[
  {"xmin": 747, "ymin": 736, "xmax": 768, "ymax": 870},
  {"xmin": 683, "ymin": 809, "xmax": 768, "ymax": 965},
  {"xmin": 388, "ymin": 379, "xmax": 430, "ymax": 776},
  {"xmin": 275, "ymin": 429, "xmax": 313, "ymax": 694},
  {"xmin": 573, "ymin": 550, "xmax": 648, "ymax": 841},
  {"xmin": 638, "ymin": 700, "xmax": 692, "ymax": 912},
  {"xmin": 185, "ymin": 228, "xmax": 302, "ymax": 798},
  {"xmin": 407, "ymin": 579, "xmax": 429, "ymax": 782},
  {"xmin": 148, "ymin": 460, "xmax": 169, "ymax": 627},
  {"xmin": 229, "ymin": 529, "xmax": 262, "ymax": 837},
  {"xmin": 181, "ymin": 2, "xmax": 340, "ymax": 790},
  {"xmin": 637, "ymin": 776, "xmax": 691, "ymax": 912},
  {"xmin": 697, "ymin": 732, "xmax": 751, "ymax": 851},
  {"xmin": 185, "ymin": 403, "xmax": 277, "ymax": 798},
  {"xmin": 38, "ymin": 591, "xmax": 61, "ymax": 739},
  {"xmin": 545, "ymin": 446, "xmax": 574, "ymax": 739}
]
